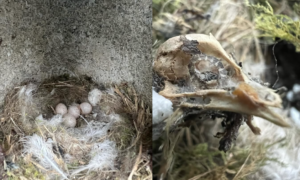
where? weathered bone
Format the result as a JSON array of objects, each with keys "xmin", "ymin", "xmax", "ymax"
[
  {"xmin": 154, "ymin": 33, "xmax": 249, "ymax": 82},
  {"xmin": 180, "ymin": 95, "xmax": 289, "ymax": 128},
  {"xmin": 160, "ymin": 82, "xmax": 282, "ymax": 108},
  {"xmin": 246, "ymin": 115, "xmax": 261, "ymax": 135},
  {"xmin": 154, "ymin": 33, "xmax": 290, "ymax": 137},
  {"xmin": 159, "ymin": 82, "xmax": 289, "ymax": 127},
  {"xmin": 185, "ymin": 34, "xmax": 244, "ymax": 77}
]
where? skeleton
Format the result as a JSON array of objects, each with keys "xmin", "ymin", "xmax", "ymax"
[{"xmin": 153, "ymin": 34, "xmax": 290, "ymax": 153}]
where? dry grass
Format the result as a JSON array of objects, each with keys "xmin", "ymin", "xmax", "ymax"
[
  {"xmin": 114, "ymin": 83, "xmax": 152, "ymax": 180},
  {"xmin": 153, "ymin": 119, "xmax": 269, "ymax": 180}
]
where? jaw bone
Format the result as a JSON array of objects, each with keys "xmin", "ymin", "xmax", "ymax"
[{"xmin": 160, "ymin": 80, "xmax": 290, "ymax": 130}]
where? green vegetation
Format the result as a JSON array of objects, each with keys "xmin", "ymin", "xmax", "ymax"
[
  {"xmin": 153, "ymin": 0, "xmax": 181, "ymax": 17},
  {"xmin": 7, "ymin": 161, "xmax": 46, "ymax": 180},
  {"xmin": 247, "ymin": 0, "xmax": 300, "ymax": 51}
]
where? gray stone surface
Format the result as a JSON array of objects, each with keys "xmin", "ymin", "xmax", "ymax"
[{"xmin": 0, "ymin": 0, "xmax": 152, "ymax": 104}]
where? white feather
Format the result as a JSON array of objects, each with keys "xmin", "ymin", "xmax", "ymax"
[
  {"xmin": 152, "ymin": 89, "xmax": 173, "ymax": 124},
  {"xmin": 88, "ymin": 89, "xmax": 102, "ymax": 106},
  {"xmin": 18, "ymin": 83, "xmax": 37, "ymax": 122},
  {"xmin": 105, "ymin": 113, "xmax": 123, "ymax": 123},
  {"xmin": 68, "ymin": 114, "xmax": 122, "ymax": 143},
  {"xmin": 18, "ymin": 83, "xmax": 36, "ymax": 102},
  {"xmin": 293, "ymin": 84, "xmax": 300, "ymax": 94},
  {"xmin": 35, "ymin": 114, "xmax": 63, "ymax": 127},
  {"xmin": 71, "ymin": 140, "xmax": 117, "ymax": 176},
  {"xmin": 238, "ymin": 115, "xmax": 300, "ymax": 180},
  {"xmin": 106, "ymin": 87, "xmax": 116, "ymax": 96},
  {"xmin": 21, "ymin": 134, "xmax": 69, "ymax": 179},
  {"xmin": 77, "ymin": 121, "xmax": 110, "ymax": 143},
  {"xmin": 290, "ymin": 107, "xmax": 300, "ymax": 126}
]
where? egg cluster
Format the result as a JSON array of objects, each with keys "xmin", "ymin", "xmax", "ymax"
[{"xmin": 55, "ymin": 102, "xmax": 92, "ymax": 128}]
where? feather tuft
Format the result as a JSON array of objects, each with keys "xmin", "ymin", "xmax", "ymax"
[
  {"xmin": 35, "ymin": 114, "xmax": 63, "ymax": 127},
  {"xmin": 88, "ymin": 89, "xmax": 102, "ymax": 106},
  {"xmin": 21, "ymin": 134, "xmax": 69, "ymax": 179},
  {"xmin": 71, "ymin": 140, "xmax": 117, "ymax": 176},
  {"xmin": 152, "ymin": 89, "xmax": 173, "ymax": 124}
]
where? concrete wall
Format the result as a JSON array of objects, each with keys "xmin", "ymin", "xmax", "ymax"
[{"xmin": 0, "ymin": 0, "xmax": 152, "ymax": 104}]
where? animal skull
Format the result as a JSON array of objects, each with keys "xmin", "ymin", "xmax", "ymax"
[{"xmin": 153, "ymin": 33, "xmax": 290, "ymax": 142}]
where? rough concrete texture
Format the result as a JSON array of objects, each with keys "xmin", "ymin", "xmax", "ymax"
[{"xmin": 0, "ymin": 0, "xmax": 152, "ymax": 104}]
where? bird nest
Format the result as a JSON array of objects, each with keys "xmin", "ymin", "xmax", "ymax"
[{"xmin": 0, "ymin": 75, "xmax": 152, "ymax": 180}]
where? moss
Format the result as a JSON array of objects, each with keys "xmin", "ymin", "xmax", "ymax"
[
  {"xmin": 153, "ymin": 0, "xmax": 181, "ymax": 18},
  {"xmin": 110, "ymin": 117, "xmax": 135, "ymax": 150},
  {"xmin": 67, "ymin": 161, "xmax": 80, "ymax": 169},
  {"xmin": 6, "ymin": 161, "xmax": 46, "ymax": 180},
  {"xmin": 294, "ymin": 3, "xmax": 300, "ymax": 16}
]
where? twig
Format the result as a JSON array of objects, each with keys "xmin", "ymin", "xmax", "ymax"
[
  {"xmin": 188, "ymin": 169, "xmax": 214, "ymax": 180},
  {"xmin": 35, "ymin": 122, "xmax": 45, "ymax": 137},
  {"xmin": 28, "ymin": 158, "xmax": 48, "ymax": 172},
  {"xmin": 55, "ymin": 85, "xmax": 73, "ymax": 87},
  {"xmin": 128, "ymin": 144, "xmax": 143, "ymax": 180},
  {"xmin": 49, "ymin": 105, "xmax": 56, "ymax": 114},
  {"xmin": 10, "ymin": 117, "xmax": 24, "ymax": 135},
  {"xmin": 272, "ymin": 41, "xmax": 280, "ymax": 88},
  {"xmin": 114, "ymin": 86, "xmax": 135, "ymax": 111},
  {"xmin": 79, "ymin": 115, "xmax": 89, "ymax": 125},
  {"xmin": 233, "ymin": 152, "xmax": 251, "ymax": 180},
  {"xmin": 137, "ymin": 158, "xmax": 150, "ymax": 172}
]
